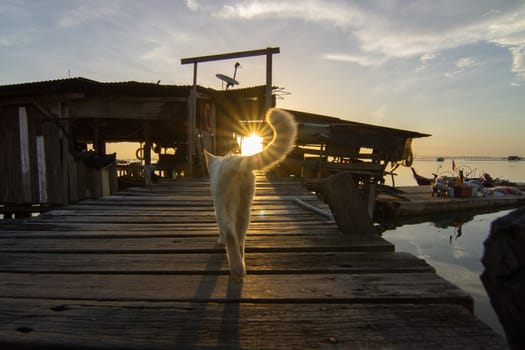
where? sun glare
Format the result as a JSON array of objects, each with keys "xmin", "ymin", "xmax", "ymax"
[{"xmin": 240, "ymin": 133, "xmax": 263, "ymax": 156}]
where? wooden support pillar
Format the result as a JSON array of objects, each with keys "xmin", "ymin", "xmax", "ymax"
[
  {"xmin": 58, "ymin": 102, "xmax": 68, "ymax": 204},
  {"xmin": 143, "ymin": 123, "xmax": 152, "ymax": 166},
  {"xmin": 321, "ymin": 172, "xmax": 376, "ymax": 235},
  {"xmin": 93, "ymin": 119, "xmax": 106, "ymax": 154},
  {"xmin": 265, "ymin": 48, "xmax": 273, "ymax": 110},
  {"xmin": 186, "ymin": 62, "xmax": 198, "ymax": 177},
  {"xmin": 97, "ymin": 139, "xmax": 106, "ymax": 154},
  {"xmin": 367, "ymin": 182, "xmax": 377, "ymax": 219},
  {"xmin": 18, "ymin": 106, "xmax": 32, "ymax": 204},
  {"xmin": 36, "ymin": 135, "xmax": 48, "ymax": 204}
]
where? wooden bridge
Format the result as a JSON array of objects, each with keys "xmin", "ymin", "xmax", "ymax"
[{"xmin": 0, "ymin": 175, "xmax": 507, "ymax": 349}]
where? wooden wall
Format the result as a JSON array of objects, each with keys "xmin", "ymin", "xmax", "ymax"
[{"xmin": 0, "ymin": 104, "xmax": 117, "ymax": 210}]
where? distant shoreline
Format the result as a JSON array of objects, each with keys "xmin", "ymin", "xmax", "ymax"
[{"xmin": 414, "ymin": 156, "xmax": 522, "ymax": 161}]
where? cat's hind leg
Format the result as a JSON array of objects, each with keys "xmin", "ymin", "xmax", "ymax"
[
  {"xmin": 214, "ymin": 207, "xmax": 227, "ymax": 246},
  {"xmin": 216, "ymin": 216, "xmax": 245, "ymax": 280},
  {"xmin": 216, "ymin": 229, "xmax": 226, "ymax": 246},
  {"xmin": 223, "ymin": 226, "xmax": 246, "ymax": 281}
]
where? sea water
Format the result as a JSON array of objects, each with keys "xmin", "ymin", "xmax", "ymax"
[{"xmin": 380, "ymin": 159, "xmax": 525, "ymax": 338}]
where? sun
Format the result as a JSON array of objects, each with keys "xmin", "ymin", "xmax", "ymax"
[{"xmin": 240, "ymin": 133, "xmax": 263, "ymax": 156}]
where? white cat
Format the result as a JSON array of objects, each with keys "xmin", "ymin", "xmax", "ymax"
[{"xmin": 204, "ymin": 108, "xmax": 297, "ymax": 281}]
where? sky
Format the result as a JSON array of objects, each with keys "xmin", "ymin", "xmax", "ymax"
[{"xmin": 1, "ymin": 0, "xmax": 525, "ymax": 157}]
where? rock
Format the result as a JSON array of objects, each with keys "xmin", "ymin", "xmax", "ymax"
[{"xmin": 480, "ymin": 207, "xmax": 525, "ymax": 350}]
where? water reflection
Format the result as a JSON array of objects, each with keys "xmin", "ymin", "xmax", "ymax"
[
  {"xmin": 450, "ymin": 224, "xmax": 463, "ymax": 243},
  {"xmin": 378, "ymin": 208, "xmax": 514, "ymax": 338},
  {"xmin": 376, "ymin": 206, "xmax": 513, "ymax": 232}
]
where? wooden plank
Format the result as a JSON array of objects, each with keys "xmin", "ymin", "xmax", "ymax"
[
  {"xmin": 61, "ymin": 198, "xmax": 324, "ymax": 208},
  {"xmin": 46, "ymin": 205, "xmax": 310, "ymax": 212},
  {"xmin": 0, "ymin": 234, "xmax": 394, "ymax": 253},
  {"xmin": 25, "ymin": 214, "xmax": 330, "ymax": 224},
  {"xmin": 71, "ymin": 195, "xmax": 319, "ymax": 203},
  {"xmin": 0, "ymin": 224, "xmax": 339, "ymax": 234},
  {"xmin": 0, "ymin": 273, "xmax": 471, "ymax": 309},
  {"xmin": 0, "ymin": 222, "xmax": 342, "ymax": 233},
  {"xmin": 0, "ymin": 252, "xmax": 433, "ymax": 274},
  {"xmin": 0, "ymin": 299, "xmax": 505, "ymax": 350}
]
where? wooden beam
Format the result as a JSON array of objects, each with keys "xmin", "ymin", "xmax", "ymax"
[
  {"xmin": 181, "ymin": 47, "xmax": 280, "ymax": 65},
  {"xmin": 68, "ymin": 100, "xmax": 183, "ymax": 120}
]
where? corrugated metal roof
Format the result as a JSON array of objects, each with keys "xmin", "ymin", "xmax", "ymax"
[
  {"xmin": 0, "ymin": 77, "xmax": 270, "ymax": 101},
  {"xmin": 285, "ymin": 108, "xmax": 430, "ymax": 138},
  {"xmin": 0, "ymin": 77, "xmax": 194, "ymax": 98}
]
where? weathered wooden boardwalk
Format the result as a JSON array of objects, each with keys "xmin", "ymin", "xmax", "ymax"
[{"xmin": 0, "ymin": 175, "xmax": 507, "ymax": 349}]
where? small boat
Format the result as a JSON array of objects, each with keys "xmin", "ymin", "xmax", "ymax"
[
  {"xmin": 507, "ymin": 155, "xmax": 521, "ymax": 161},
  {"xmin": 411, "ymin": 167, "xmax": 437, "ymax": 186}
]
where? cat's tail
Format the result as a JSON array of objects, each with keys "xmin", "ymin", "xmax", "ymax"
[{"xmin": 243, "ymin": 108, "xmax": 297, "ymax": 171}]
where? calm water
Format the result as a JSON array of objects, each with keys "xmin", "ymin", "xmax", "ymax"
[{"xmin": 380, "ymin": 159, "xmax": 525, "ymax": 339}]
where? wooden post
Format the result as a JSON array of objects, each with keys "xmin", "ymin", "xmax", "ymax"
[
  {"xmin": 36, "ymin": 135, "xmax": 48, "ymax": 204},
  {"xmin": 18, "ymin": 106, "xmax": 32, "ymax": 203},
  {"xmin": 265, "ymin": 48, "xmax": 273, "ymax": 111},
  {"xmin": 367, "ymin": 182, "xmax": 377, "ymax": 219},
  {"xmin": 61, "ymin": 103, "xmax": 77, "ymax": 203},
  {"xmin": 186, "ymin": 63, "xmax": 198, "ymax": 177},
  {"xmin": 321, "ymin": 172, "xmax": 376, "ymax": 235},
  {"xmin": 143, "ymin": 123, "xmax": 152, "ymax": 166},
  {"xmin": 211, "ymin": 103, "xmax": 216, "ymax": 153},
  {"xmin": 93, "ymin": 119, "xmax": 106, "ymax": 154}
]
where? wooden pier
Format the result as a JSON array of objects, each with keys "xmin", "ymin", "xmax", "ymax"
[
  {"xmin": 0, "ymin": 175, "xmax": 507, "ymax": 349},
  {"xmin": 376, "ymin": 185, "xmax": 525, "ymax": 219}
]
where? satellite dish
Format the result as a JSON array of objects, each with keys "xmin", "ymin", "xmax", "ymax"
[
  {"xmin": 216, "ymin": 62, "xmax": 241, "ymax": 89},
  {"xmin": 216, "ymin": 74, "xmax": 239, "ymax": 89}
]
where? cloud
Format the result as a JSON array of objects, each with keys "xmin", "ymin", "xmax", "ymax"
[
  {"xmin": 140, "ymin": 31, "xmax": 193, "ymax": 63},
  {"xmin": 321, "ymin": 53, "xmax": 386, "ymax": 67},
  {"xmin": 486, "ymin": 9, "xmax": 525, "ymax": 79},
  {"xmin": 509, "ymin": 45, "xmax": 525, "ymax": 79},
  {"xmin": 57, "ymin": 1, "xmax": 121, "ymax": 28},
  {"xmin": 186, "ymin": 0, "xmax": 200, "ymax": 11},
  {"xmin": 213, "ymin": 0, "xmax": 525, "ymax": 79},
  {"xmin": 455, "ymin": 57, "xmax": 480, "ymax": 69},
  {"xmin": 416, "ymin": 52, "xmax": 437, "ymax": 71},
  {"xmin": 445, "ymin": 56, "xmax": 482, "ymax": 78},
  {"xmin": 216, "ymin": 0, "xmax": 364, "ymax": 27},
  {"xmin": 420, "ymin": 53, "xmax": 437, "ymax": 63}
]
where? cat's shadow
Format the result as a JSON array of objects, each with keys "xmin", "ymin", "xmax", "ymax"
[
  {"xmin": 174, "ymin": 252, "xmax": 243, "ymax": 349},
  {"xmin": 218, "ymin": 276, "xmax": 243, "ymax": 349}
]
